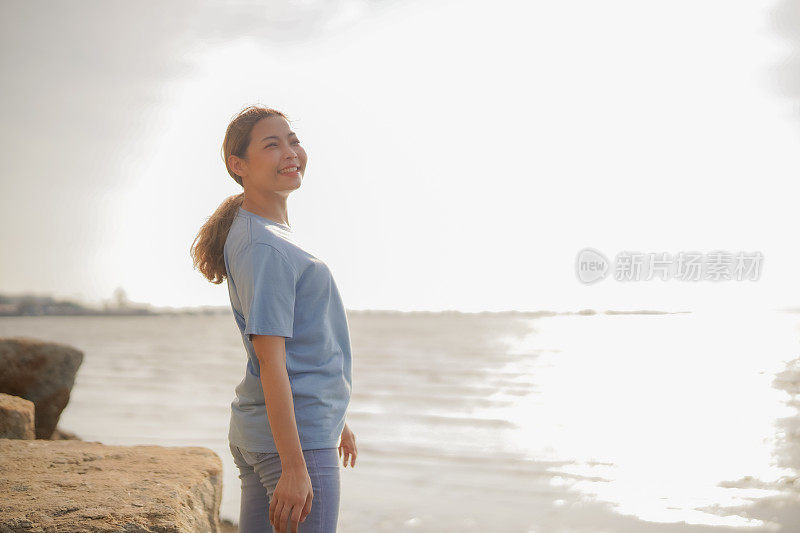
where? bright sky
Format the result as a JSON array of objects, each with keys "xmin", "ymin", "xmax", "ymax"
[{"xmin": 1, "ymin": 0, "xmax": 798, "ymax": 312}]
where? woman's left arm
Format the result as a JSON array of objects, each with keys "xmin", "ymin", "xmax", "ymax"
[{"xmin": 338, "ymin": 422, "xmax": 358, "ymax": 468}]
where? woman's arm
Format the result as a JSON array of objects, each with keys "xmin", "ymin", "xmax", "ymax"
[
  {"xmin": 252, "ymin": 334, "xmax": 305, "ymax": 469},
  {"xmin": 252, "ymin": 334, "xmax": 313, "ymax": 530}
]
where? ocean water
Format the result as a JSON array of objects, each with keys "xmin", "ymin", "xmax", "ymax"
[{"xmin": 1, "ymin": 309, "xmax": 798, "ymax": 532}]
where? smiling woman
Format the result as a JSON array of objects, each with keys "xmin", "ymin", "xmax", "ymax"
[{"xmin": 189, "ymin": 105, "xmax": 357, "ymax": 532}]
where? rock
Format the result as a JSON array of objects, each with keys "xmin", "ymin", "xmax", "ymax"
[
  {"xmin": 220, "ymin": 518, "xmax": 237, "ymax": 533},
  {"xmin": 50, "ymin": 426, "xmax": 82, "ymax": 440},
  {"xmin": 0, "ymin": 438, "xmax": 224, "ymax": 532},
  {"xmin": 0, "ymin": 337, "xmax": 83, "ymax": 439},
  {"xmin": 0, "ymin": 392, "xmax": 35, "ymax": 439}
]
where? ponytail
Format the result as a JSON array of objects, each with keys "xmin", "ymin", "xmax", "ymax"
[{"xmin": 190, "ymin": 193, "xmax": 244, "ymax": 284}]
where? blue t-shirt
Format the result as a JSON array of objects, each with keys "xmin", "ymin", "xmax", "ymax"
[{"xmin": 224, "ymin": 206, "xmax": 353, "ymax": 452}]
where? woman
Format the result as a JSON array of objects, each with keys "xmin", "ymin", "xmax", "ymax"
[{"xmin": 191, "ymin": 105, "xmax": 358, "ymax": 533}]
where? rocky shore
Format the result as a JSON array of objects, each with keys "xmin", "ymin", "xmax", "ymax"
[{"xmin": 0, "ymin": 337, "xmax": 238, "ymax": 532}]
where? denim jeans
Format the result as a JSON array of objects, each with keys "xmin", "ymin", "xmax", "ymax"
[{"xmin": 229, "ymin": 442, "xmax": 341, "ymax": 532}]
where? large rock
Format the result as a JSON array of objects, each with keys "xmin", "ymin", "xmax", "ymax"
[
  {"xmin": 0, "ymin": 337, "xmax": 83, "ymax": 439},
  {"xmin": 0, "ymin": 392, "xmax": 35, "ymax": 439},
  {"xmin": 0, "ymin": 439, "xmax": 224, "ymax": 532}
]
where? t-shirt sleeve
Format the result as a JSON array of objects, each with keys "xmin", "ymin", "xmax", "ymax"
[{"xmin": 236, "ymin": 243, "xmax": 297, "ymax": 341}]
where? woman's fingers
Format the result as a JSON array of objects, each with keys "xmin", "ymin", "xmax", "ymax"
[
  {"xmin": 340, "ymin": 428, "xmax": 358, "ymax": 468},
  {"xmin": 300, "ymin": 491, "xmax": 313, "ymax": 523},
  {"xmin": 268, "ymin": 498, "xmax": 275, "ymax": 527},
  {"xmin": 270, "ymin": 499, "xmax": 284, "ymax": 530},
  {"xmin": 273, "ymin": 498, "xmax": 307, "ymax": 533},
  {"xmin": 341, "ymin": 447, "xmax": 358, "ymax": 467},
  {"xmin": 280, "ymin": 503, "xmax": 293, "ymax": 533},
  {"xmin": 289, "ymin": 496, "xmax": 307, "ymax": 532}
]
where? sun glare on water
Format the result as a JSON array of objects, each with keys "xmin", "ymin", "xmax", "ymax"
[{"xmin": 477, "ymin": 309, "xmax": 798, "ymax": 528}]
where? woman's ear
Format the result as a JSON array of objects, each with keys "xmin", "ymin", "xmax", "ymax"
[{"xmin": 228, "ymin": 154, "xmax": 244, "ymax": 177}]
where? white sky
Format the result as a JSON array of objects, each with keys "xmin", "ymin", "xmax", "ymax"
[{"xmin": 1, "ymin": 0, "xmax": 799, "ymax": 313}]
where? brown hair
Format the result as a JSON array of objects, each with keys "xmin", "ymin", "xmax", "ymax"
[{"xmin": 190, "ymin": 105, "xmax": 290, "ymax": 284}]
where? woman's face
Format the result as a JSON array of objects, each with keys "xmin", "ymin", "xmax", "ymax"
[{"xmin": 238, "ymin": 115, "xmax": 307, "ymax": 193}]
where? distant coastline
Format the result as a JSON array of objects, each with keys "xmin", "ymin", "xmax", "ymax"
[
  {"xmin": 0, "ymin": 293, "xmax": 692, "ymax": 318},
  {"xmin": 0, "ymin": 293, "xmax": 228, "ymax": 317}
]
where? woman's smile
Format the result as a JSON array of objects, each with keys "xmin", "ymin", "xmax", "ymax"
[{"xmin": 278, "ymin": 165, "xmax": 301, "ymax": 177}]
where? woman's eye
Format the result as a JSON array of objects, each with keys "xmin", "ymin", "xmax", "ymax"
[{"xmin": 264, "ymin": 141, "xmax": 299, "ymax": 148}]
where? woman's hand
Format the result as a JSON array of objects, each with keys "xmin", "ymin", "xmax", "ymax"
[
  {"xmin": 269, "ymin": 465, "xmax": 314, "ymax": 533},
  {"xmin": 338, "ymin": 422, "xmax": 358, "ymax": 468}
]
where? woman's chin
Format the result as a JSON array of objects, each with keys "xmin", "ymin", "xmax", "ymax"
[{"xmin": 277, "ymin": 177, "xmax": 302, "ymax": 192}]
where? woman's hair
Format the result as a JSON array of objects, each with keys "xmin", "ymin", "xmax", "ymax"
[{"xmin": 191, "ymin": 105, "xmax": 290, "ymax": 284}]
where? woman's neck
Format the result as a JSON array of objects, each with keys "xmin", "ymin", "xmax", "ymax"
[{"xmin": 241, "ymin": 194, "xmax": 290, "ymax": 227}]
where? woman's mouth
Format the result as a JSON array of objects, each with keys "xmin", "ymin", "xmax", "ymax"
[{"xmin": 278, "ymin": 166, "xmax": 300, "ymax": 176}]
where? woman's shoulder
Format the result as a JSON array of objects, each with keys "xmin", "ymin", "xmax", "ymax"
[
  {"xmin": 226, "ymin": 214, "xmax": 286, "ymax": 251},
  {"xmin": 226, "ymin": 238, "xmax": 300, "ymax": 286}
]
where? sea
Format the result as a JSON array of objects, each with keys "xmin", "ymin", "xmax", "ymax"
[{"xmin": 1, "ymin": 309, "xmax": 798, "ymax": 532}]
